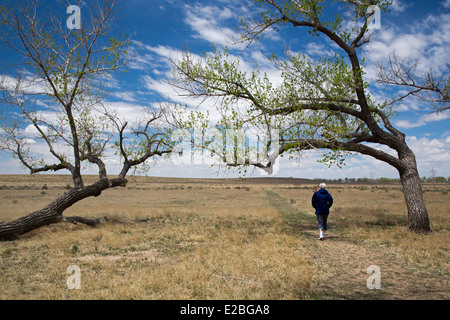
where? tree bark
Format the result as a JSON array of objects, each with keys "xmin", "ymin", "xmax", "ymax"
[
  {"xmin": 398, "ymin": 151, "xmax": 431, "ymax": 233},
  {"xmin": 0, "ymin": 177, "xmax": 128, "ymax": 241}
]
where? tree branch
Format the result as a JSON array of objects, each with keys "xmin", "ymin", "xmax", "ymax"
[{"xmin": 378, "ymin": 53, "xmax": 449, "ymax": 112}]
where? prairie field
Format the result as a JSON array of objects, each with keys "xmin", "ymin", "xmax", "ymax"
[{"xmin": 0, "ymin": 174, "xmax": 448, "ymax": 300}]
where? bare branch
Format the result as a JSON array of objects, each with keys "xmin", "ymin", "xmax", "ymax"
[{"xmin": 378, "ymin": 53, "xmax": 450, "ymax": 112}]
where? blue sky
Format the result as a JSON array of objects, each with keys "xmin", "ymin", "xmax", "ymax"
[{"xmin": 1, "ymin": 0, "xmax": 449, "ymax": 180}]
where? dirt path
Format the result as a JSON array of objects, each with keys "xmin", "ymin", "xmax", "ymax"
[
  {"xmin": 266, "ymin": 190, "xmax": 448, "ymax": 300},
  {"xmin": 300, "ymin": 228, "xmax": 449, "ymax": 299}
]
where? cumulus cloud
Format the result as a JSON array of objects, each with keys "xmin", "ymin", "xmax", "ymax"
[
  {"xmin": 183, "ymin": 4, "xmax": 241, "ymax": 47},
  {"xmin": 395, "ymin": 110, "xmax": 450, "ymax": 129},
  {"xmin": 407, "ymin": 135, "xmax": 450, "ymax": 176},
  {"xmin": 304, "ymin": 42, "xmax": 334, "ymax": 57},
  {"xmin": 365, "ymin": 12, "xmax": 450, "ymax": 78},
  {"xmin": 390, "ymin": 0, "xmax": 408, "ymax": 12}
]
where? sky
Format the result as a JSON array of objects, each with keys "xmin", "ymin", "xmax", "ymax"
[{"xmin": 0, "ymin": 0, "xmax": 449, "ymax": 180}]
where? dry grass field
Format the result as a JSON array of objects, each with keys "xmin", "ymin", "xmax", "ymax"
[{"xmin": 0, "ymin": 174, "xmax": 448, "ymax": 300}]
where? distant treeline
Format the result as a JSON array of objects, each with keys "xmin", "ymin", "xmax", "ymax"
[{"xmin": 311, "ymin": 176, "xmax": 450, "ymax": 184}]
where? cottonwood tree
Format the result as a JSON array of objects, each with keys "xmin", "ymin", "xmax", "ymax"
[
  {"xmin": 0, "ymin": 0, "xmax": 172, "ymax": 240},
  {"xmin": 170, "ymin": 0, "xmax": 434, "ymax": 232}
]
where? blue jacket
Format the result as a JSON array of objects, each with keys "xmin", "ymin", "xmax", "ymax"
[{"xmin": 312, "ymin": 189, "xmax": 333, "ymax": 215}]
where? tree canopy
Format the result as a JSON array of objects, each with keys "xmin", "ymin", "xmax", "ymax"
[{"xmin": 169, "ymin": 0, "xmax": 434, "ymax": 232}]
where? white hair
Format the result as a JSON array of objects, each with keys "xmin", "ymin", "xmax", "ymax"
[{"xmin": 319, "ymin": 183, "xmax": 327, "ymax": 189}]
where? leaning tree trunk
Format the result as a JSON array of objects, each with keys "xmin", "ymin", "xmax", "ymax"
[
  {"xmin": 0, "ymin": 177, "xmax": 128, "ymax": 241},
  {"xmin": 398, "ymin": 151, "xmax": 431, "ymax": 233}
]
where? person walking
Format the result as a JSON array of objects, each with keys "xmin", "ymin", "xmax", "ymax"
[{"xmin": 312, "ymin": 183, "xmax": 333, "ymax": 240}]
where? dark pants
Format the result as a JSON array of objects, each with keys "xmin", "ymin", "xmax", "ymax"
[{"xmin": 316, "ymin": 214, "xmax": 329, "ymax": 230}]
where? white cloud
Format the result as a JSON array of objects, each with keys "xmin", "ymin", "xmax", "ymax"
[
  {"xmin": 446, "ymin": 135, "xmax": 450, "ymax": 144},
  {"xmin": 183, "ymin": 4, "xmax": 240, "ymax": 47},
  {"xmin": 395, "ymin": 110, "xmax": 450, "ymax": 129},
  {"xmin": 407, "ymin": 136, "xmax": 450, "ymax": 175},
  {"xmin": 305, "ymin": 42, "xmax": 334, "ymax": 57},
  {"xmin": 23, "ymin": 124, "xmax": 48, "ymax": 137},
  {"xmin": 101, "ymin": 100, "xmax": 158, "ymax": 127},
  {"xmin": 422, "ymin": 111, "xmax": 450, "ymax": 123},
  {"xmin": 394, "ymin": 120, "xmax": 422, "ymax": 129},
  {"xmin": 141, "ymin": 75, "xmax": 187, "ymax": 104},
  {"xmin": 111, "ymin": 91, "xmax": 138, "ymax": 103},
  {"xmin": 0, "ymin": 74, "xmax": 50, "ymax": 96},
  {"xmin": 390, "ymin": 0, "xmax": 407, "ymax": 12},
  {"xmin": 365, "ymin": 12, "xmax": 450, "ymax": 83},
  {"xmin": 272, "ymin": 133, "xmax": 450, "ymax": 179},
  {"xmin": 144, "ymin": 44, "xmax": 186, "ymax": 61},
  {"xmin": 127, "ymin": 53, "xmax": 155, "ymax": 71}
]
